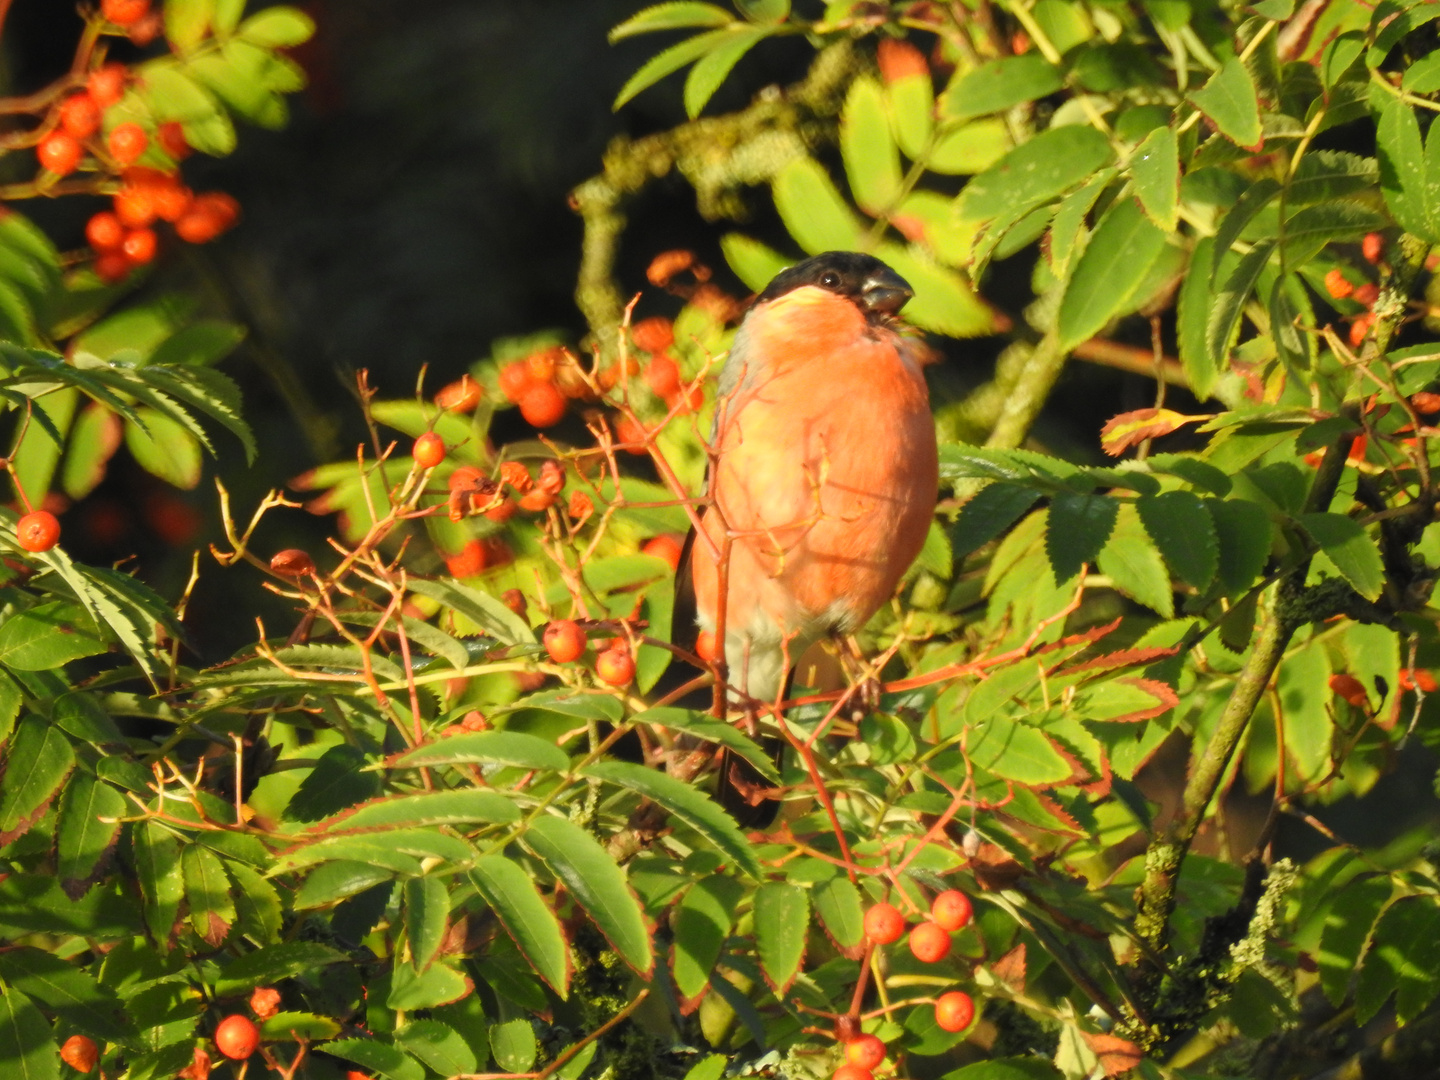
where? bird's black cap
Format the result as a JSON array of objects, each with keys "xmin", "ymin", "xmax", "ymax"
[{"xmin": 755, "ymin": 251, "xmax": 914, "ymax": 316}]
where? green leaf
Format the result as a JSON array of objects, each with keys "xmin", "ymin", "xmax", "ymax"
[
  {"xmin": 1189, "ymin": 56, "xmax": 1262, "ymax": 150},
  {"xmin": 405, "ymin": 577, "xmax": 534, "ymax": 646},
  {"xmin": 0, "ymin": 601, "xmax": 108, "ymax": 670},
  {"xmin": 1045, "ymin": 493, "xmax": 1118, "ymax": 584},
  {"xmin": 1211, "ymin": 178, "xmax": 1280, "ymax": 283},
  {"xmin": 1356, "ymin": 896, "xmax": 1440, "ymax": 1024},
  {"xmin": 0, "ymin": 987, "xmax": 59, "ymax": 1080},
  {"xmin": 133, "ymin": 821, "xmax": 184, "ymax": 948},
  {"xmin": 404, "ymin": 876, "xmax": 450, "ymax": 971},
  {"xmin": 284, "ymin": 744, "xmax": 383, "ymax": 822},
  {"xmin": 294, "ymin": 861, "xmax": 395, "ymax": 909},
  {"xmin": 957, "ymin": 125, "xmax": 1113, "ymax": 224},
  {"xmin": 671, "ymin": 875, "xmax": 743, "ymax": 1003},
  {"xmin": 61, "ymin": 403, "xmax": 123, "ymax": 500},
  {"xmin": 1299, "ymin": 513, "xmax": 1384, "ymax": 601},
  {"xmin": 11, "ymin": 387, "xmax": 76, "ymax": 518},
  {"xmin": 887, "ymin": 66, "xmax": 936, "ymax": 161},
  {"xmin": 1270, "ymin": 275, "xmax": 1312, "ymax": 371},
  {"xmin": 683, "ymin": 26, "xmax": 768, "ymax": 118},
  {"xmin": 736, "ymin": 0, "xmax": 787, "ymax": 21},
  {"xmin": 526, "ymin": 815, "xmax": 653, "ymax": 976},
  {"xmin": 55, "ymin": 774, "xmax": 126, "ymax": 898},
  {"xmin": 683, "ymin": 1056, "xmax": 728, "ymax": 1080},
  {"xmin": 394, "ymin": 1020, "xmax": 478, "ymax": 1077},
  {"xmin": 124, "ymin": 408, "xmax": 202, "ymax": 489},
  {"xmin": 966, "ymin": 719, "xmax": 1073, "ymax": 785},
  {"xmin": 942, "ymin": 1057, "xmax": 1063, "ymax": 1079},
  {"xmin": 164, "ymin": 0, "xmax": 213, "ymax": 54},
  {"xmin": 613, "ymin": 28, "xmax": 736, "ymax": 110},
  {"xmin": 1130, "ymin": 125, "xmax": 1179, "ymax": 231},
  {"xmin": 135, "ymin": 364, "xmax": 255, "ymax": 463},
  {"xmin": 188, "ymin": 52, "xmax": 289, "ymax": 128},
  {"xmin": 1320, "ymin": 874, "xmax": 1391, "ymax": 1006},
  {"xmin": 1403, "ymin": 49, "xmax": 1440, "ymax": 92},
  {"xmin": 147, "ymin": 320, "xmax": 246, "ymax": 367},
  {"xmin": 1278, "ymin": 639, "xmax": 1332, "ymax": 780},
  {"xmin": 0, "ymin": 948, "xmax": 126, "ymax": 1042},
  {"xmin": 1136, "ymin": 490, "xmax": 1218, "ymax": 589},
  {"xmin": 1376, "ymin": 96, "xmax": 1433, "ymax": 238},
  {"xmin": 139, "ymin": 62, "xmax": 235, "ymax": 155},
  {"xmin": 316, "ymin": 789, "xmax": 519, "ymax": 832},
  {"xmin": 490, "ymin": 1016, "xmax": 538, "ymax": 1073},
  {"xmin": 582, "ymin": 760, "xmax": 760, "ymax": 878},
  {"xmin": 236, "ymin": 6, "xmax": 315, "ymax": 46},
  {"xmin": 468, "ymin": 856, "xmax": 570, "ymax": 996},
  {"xmin": 324, "ymin": 1039, "xmax": 425, "ymax": 1080},
  {"xmin": 633, "ymin": 707, "xmax": 779, "ymax": 782},
  {"xmin": 928, "ymin": 118, "xmax": 1010, "ymax": 176},
  {"xmin": 610, "ymin": 2, "xmax": 734, "ymax": 41},
  {"xmin": 213, "ymin": 942, "xmax": 349, "ymax": 995},
  {"xmin": 1097, "ymin": 503, "xmax": 1174, "ymax": 617},
  {"xmin": 812, "ymin": 875, "xmax": 865, "ymax": 956},
  {"xmin": 1207, "ymin": 498, "xmax": 1273, "ymax": 595},
  {"xmin": 0, "ymin": 717, "xmax": 75, "ymax": 846},
  {"xmin": 182, "ymin": 845, "xmax": 235, "ymax": 946},
  {"xmin": 772, "ymin": 156, "xmax": 863, "ymax": 254},
  {"xmin": 952, "ymin": 484, "xmax": 1041, "ymax": 558},
  {"xmin": 943, "ymin": 54, "xmax": 1063, "ymax": 124},
  {"xmin": 258, "ymin": 1012, "xmax": 342, "ymax": 1040},
  {"xmin": 1282, "ymin": 202, "xmax": 1389, "ymax": 268},
  {"xmin": 1207, "ymin": 240, "xmax": 1275, "ymax": 368},
  {"xmin": 753, "ymin": 882, "xmax": 808, "ymax": 993},
  {"xmin": 720, "ymin": 233, "xmax": 792, "ymax": 293},
  {"xmin": 872, "ymin": 242, "xmax": 995, "ymax": 337},
  {"xmin": 843, "ymin": 76, "xmax": 902, "ymax": 215},
  {"xmin": 1056, "ymin": 197, "xmax": 1168, "ymax": 351},
  {"xmin": 388, "ymin": 731, "xmax": 569, "ymax": 773},
  {"xmin": 1288, "ymin": 150, "xmax": 1378, "ymax": 206}
]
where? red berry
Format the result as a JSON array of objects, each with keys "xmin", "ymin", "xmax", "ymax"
[
  {"xmin": 1411, "ymin": 391, "xmax": 1440, "ymax": 415},
  {"xmin": 175, "ymin": 192, "xmax": 239, "ymax": 243},
  {"xmin": 269, "ymin": 549, "xmax": 315, "ymax": 577},
  {"xmin": 114, "ymin": 186, "xmax": 158, "ymax": 228},
  {"xmin": 498, "ymin": 362, "xmax": 534, "ymax": 403},
  {"xmin": 519, "ymin": 488, "xmax": 555, "ymax": 512},
  {"xmin": 157, "ymin": 120, "xmax": 190, "ymax": 160},
  {"xmin": 445, "ymin": 539, "xmax": 487, "ymax": 578},
  {"xmin": 1353, "ymin": 282, "xmax": 1379, "ymax": 307},
  {"xmin": 1349, "ymin": 314, "xmax": 1372, "ymax": 348},
  {"xmin": 1323, "ymin": 268, "xmax": 1352, "ymax": 300},
  {"xmin": 413, "ymin": 432, "xmax": 445, "ymax": 468},
  {"xmin": 631, "ymin": 316, "xmax": 674, "ymax": 353},
  {"xmin": 641, "ymin": 533, "xmax": 683, "ymax": 571},
  {"xmin": 525, "ymin": 348, "xmax": 560, "ymax": 384},
  {"xmin": 107, "ymin": 122, "xmax": 147, "ymax": 166},
  {"xmin": 931, "ymin": 890, "xmax": 973, "ymax": 932},
  {"xmin": 645, "ymin": 353, "xmax": 682, "ymax": 398},
  {"xmin": 595, "ymin": 646, "xmax": 635, "ymax": 687},
  {"xmin": 59, "ymin": 93, "xmax": 101, "ymax": 139},
  {"xmin": 877, "ymin": 37, "xmax": 930, "ymax": 82},
  {"xmin": 844, "ymin": 1034, "xmax": 885, "ymax": 1070},
  {"xmin": 1328, "ymin": 673, "xmax": 1369, "ymax": 708},
  {"xmin": 834, "ymin": 1067, "xmax": 873, "ymax": 1080},
  {"xmin": 15, "ymin": 510, "xmax": 60, "ymax": 552},
  {"xmin": 86, "ymin": 211, "xmax": 125, "ymax": 252},
  {"xmin": 214, "ymin": 1014, "xmax": 260, "ymax": 1060},
  {"xmin": 543, "ymin": 619, "xmax": 586, "ymax": 663},
  {"xmin": 666, "ymin": 382, "xmax": 704, "ymax": 414},
  {"xmin": 59, "ymin": 1034, "xmax": 98, "ymax": 1072},
  {"xmin": 614, "ymin": 414, "xmax": 649, "ymax": 454},
  {"xmin": 94, "ymin": 251, "xmax": 132, "ymax": 283},
  {"xmin": 1362, "ymin": 231, "xmax": 1384, "ymax": 264},
  {"xmin": 934, "ymin": 989, "xmax": 975, "ymax": 1032},
  {"xmin": 151, "ymin": 181, "xmax": 193, "ymax": 223},
  {"xmin": 863, "ymin": 902, "xmax": 905, "ymax": 945},
  {"xmin": 519, "ymin": 381, "xmax": 566, "ymax": 428},
  {"xmin": 909, "ymin": 920, "xmax": 951, "ymax": 963},
  {"xmin": 87, "ymin": 63, "xmax": 128, "ymax": 109},
  {"xmin": 102, "ymin": 0, "xmax": 150, "ymax": 25},
  {"xmin": 121, "ymin": 227, "xmax": 156, "ymax": 265},
  {"xmin": 37, "ymin": 132, "xmax": 82, "ymax": 175},
  {"xmin": 695, "ymin": 629, "xmax": 718, "ymax": 663},
  {"xmin": 435, "ymin": 375, "xmax": 481, "ymax": 412}
]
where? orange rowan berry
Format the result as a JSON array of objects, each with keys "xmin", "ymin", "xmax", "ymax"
[
  {"xmin": 107, "ymin": 122, "xmax": 147, "ymax": 166},
  {"xmin": 520, "ymin": 382, "xmax": 566, "ymax": 428},
  {"xmin": 934, "ymin": 990, "xmax": 975, "ymax": 1032},
  {"xmin": 498, "ymin": 362, "xmax": 533, "ymax": 403},
  {"xmin": 59, "ymin": 92, "xmax": 101, "ymax": 139},
  {"xmin": 1400, "ymin": 668, "xmax": 1439, "ymax": 692},
  {"xmin": 544, "ymin": 620, "xmax": 586, "ymax": 663},
  {"xmin": 595, "ymin": 646, "xmax": 635, "ymax": 687},
  {"xmin": 1353, "ymin": 282, "xmax": 1379, "ymax": 307},
  {"xmin": 175, "ymin": 192, "xmax": 239, "ymax": 243},
  {"xmin": 537, "ymin": 459, "xmax": 565, "ymax": 495},
  {"xmin": 844, "ymin": 1034, "xmax": 885, "ymax": 1070},
  {"xmin": 695, "ymin": 629, "xmax": 718, "ymax": 663},
  {"xmin": 15, "ymin": 510, "xmax": 60, "ymax": 552},
  {"xmin": 86, "ymin": 211, "xmax": 125, "ymax": 252},
  {"xmin": 1329, "ymin": 673, "xmax": 1369, "ymax": 708},
  {"xmin": 568, "ymin": 490, "xmax": 594, "ymax": 521},
  {"xmin": 834, "ymin": 1066, "xmax": 873, "ymax": 1080},
  {"xmin": 484, "ymin": 497, "xmax": 517, "ymax": 523},
  {"xmin": 1323, "ymin": 268, "xmax": 1352, "ymax": 299},
  {"xmin": 524, "ymin": 347, "xmax": 560, "ymax": 384},
  {"xmin": 60, "ymin": 1034, "xmax": 98, "ymax": 1072},
  {"xmin": 269, "ymin": 549, "xmax": 315, "ymax": 577},
  {"xmin": 642, "ymin": 533, "xmax": 683, "ymax": 571},
  {"xmin": 249, "ymin": 986, "xmax": 281, "ymax": 1020},
  {"xmin": 151, "ymin": 181, "xmax": 193, "ymax": 223},
  {"xmin": 445, "ymin": 539, "xmax": 487, "ymax": 578},
  {"xmin": 157, "ymin": 120, "xmax": 190, "ymax": 160},
  {"xmin": 863, "ymin": 902, "xmax": 905, "ymax": 945},
  {"xmin": 518, "ymin": 489, "xmax": 556, "ymax": 512},
  {"xmin": 1362, "ymin": 232, "xmax": 1384, "ymax": 264},
  {"xmin": 631, "ymin": 316, "xmax": 674, "ymax": 353},
  {"xmin": 909, "ymin": 921, "xmax": 951, "ymax": 963},
  {"xmin": 931, "ymin": 890, "xmax": 973, "ymax": 932},
  {"xmin": 102, "ymin": 0, "xmax": 150, "ymax": 25},
  {"xmin": 87, "ymin": 64, "xmax": 127, "ymax": 109},
  {"xmin": 114, "ymin": 185, "xmax": 158, "ymax": 228},
  {"xmin": 877, "ymin": 37, "xmax": 929, "ymax": 82},
  {"xmin": 435, "ymin": 375, "xmax": 481, "ymax": 412},
  {"xmin": 37, "ymin": 132, "xmax": 82, "ymax": 175},
  {"xmin": 413, "ymin": 432, "xmax": 445, "ymax": 468},
  {"xmin": 214, "ymin": 1015, "xmax": 259, "ymax": 1060},
  {"xmin": 1410, "ymin": 391, "xmax": 1440, "ymax": 414},
  {"xmin": 645, "ymin": 353, "xmax": 681, "ymax": 398},
  {"xmin": 1349, "ymin": 314, "xmax": 1372, "ymax": 348},
  {"xmin": 94, "ymin": 251, "xmax": 131, "ymax": 283},
  {"xmin": 121, "ymin": 227, "xmax": 156, "ymax": 265},
  {"xmin": 499, "ymin": 461, "xmax": 533, "ymax": 493}
]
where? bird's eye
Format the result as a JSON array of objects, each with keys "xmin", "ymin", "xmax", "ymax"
[{"xmin": 820, "ymin": 271, "xmax": 841, "ymax": 289}]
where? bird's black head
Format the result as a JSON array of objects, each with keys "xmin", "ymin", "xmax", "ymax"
[{"xmin": 755, "ymin": 251, "xmax": 914, "ymax": 317}]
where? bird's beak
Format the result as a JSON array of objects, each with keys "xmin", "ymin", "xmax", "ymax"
[{"xmin": 860, "ymin": 266, "xmax": 914, "ymax": 316}]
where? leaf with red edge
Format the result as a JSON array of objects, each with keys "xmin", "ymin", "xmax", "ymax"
[
  {"xmin": 753, "ymin": 882, "xmax": 808, "ymax": 994},
  {"xmin": 991, "ymin": 943, "xmax": 1026, "ymax": 993},
  {"xmin": 0, "ymin": 716, "xmax": 74, "ymax": 846},
  {"xmin": 1072, "ymin": 677, "xmax": 1177, "ymax": 723},
  {"xmin": 1100, "ymin": 408, "xmax": 1206, "ymax": 456},
  {"xmin": 1050, "ymin": 646, "xmax": 1180, "ymax": 678},
  {"xmin": 1083, "ymin": 1032, "xmax": 1144, "ymax": 1077}
]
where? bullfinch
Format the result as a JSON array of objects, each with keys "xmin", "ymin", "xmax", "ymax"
[{"xmin": 689, "ymin": 251, "xmax": 939, "ymax": 819}]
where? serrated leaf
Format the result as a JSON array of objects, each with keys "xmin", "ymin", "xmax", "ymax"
[
  {"xmin": 1097, "ymin": 503, "xmax": 1173, "ymax": 617},
  {"xmin": 1278, "ymin": 640, "xmax": 1331, "ymax": 780},
  {"xmin": 526, "ymin": 815, "xmax": 653, "ymax": 977},
  {"xmin": 405, "ymin": 577, "xmax": 533, "ymax": 646},
  {"xmin": 258, "ymin": 1012, "xmax": 341, "ymax": 1040},
  {"xmin": 315, "ymin": 789, "xmax": 519, "ymax": 833},
  {"xmin": 633, "ymin": 707, "xmax": 778, "ymax": 782},
  {"xmin": 294, "ymin": 861, "xmax": 395, "ymax": 909},
  {"xmin": 1056, "ymin": 197, "xmax": 1168, "ymax": 351},
  {"xmin": 490, "ymin": 1016, "xmax": 537, "ymax": 1073},
  {"xmin": 1136, "ymin": 490, "xmax": 1218, "ymax": 589},
  {"xmin": 753, "ymin": 882, "xmax": 807, "ymax": 993},
  {"xmin": 0, "ymin": 948, "xmax": 126, "ymax": 1042},
  {"xmin": 957, "ymin": 125, "xmax": 1113, "ymax": 224},
  {"xmin": 771, "ymin": 156, "xmax": 863, "ymax": 254},
  {"xmin": 0, "ymin": 717, "xmax": 74, "ymax": 846},
  {"xmin": 683, "ymin": 26, "xmax": 767, "ymax": 118},
  {"xmin": 213, "ymin": 942, "xmax": 348, "ymax": 995},
  {"xmin": 843, "ymin": 75, "xmax": 901, "ymax": 214},
  {"xmin": 61, "ymin": 402, "xmax": 123, "ymax": 500},
  {"xmin": 952, "ymin": 483, "xmax": 1041, "ymax": 558},
  {"xmin": 612, "ymin": 28, "xmax": 735, "ymax": 110},
  {"xmin": 1356, "ymin": 896, "xmax": 1440, "ymax": 1024},
  {"xmin": 0, "ymin": 987, "xmax": 59, "ymax": 1080},
  {"xmin": 1130, "ymin": 126, "xmax": 1179, "ymax": 231},
  {"xmin": 812, "ymin": 875, "xmax": 865, "ymax": 957},
  {"xmin": 133, "ymin": 821, "xmax": 183, "ymax": 948},
  {"xmin": 610, "ymin": 2, "xmax": 734, "ymax": 41},
  {"xmin": 1211, "ymin": 178, "xmax": 1280, "ymax": 283},
  {"xmin": 1281, "ymin": 202, "xmax": 1389, "ymax": 268},
  {"xmin": 55, "ymin": 774, "xmax": 126, "ymax": 899},
  {"xmin": 387, "ymin": 731, "xmax": 569, "ymax": 773},
  {"xmin": 966, "ymin": 720, "xmax": 1072, "ymax": 785},
  {"xmin": 1288, "ymin": 151, "xmax": 1378, "ymax": 206},
  {"xmin": 0, "ymin": 601, "xmax": 108, "ymax": 670},
  {"xmin": 1377, "ymin": 94, "xmax": 1433, "ymax": 240},
  {"xmin": 1207, "ymin": 497, "xmax": 1273, "ymax": 595},
  {"xmin": 1319, "ymin": 874, "xmax": 1391, "ymax": 1005},
  {"xmin": 1045, "ymin": 491, "xmax": 1118, "ymax": 583},
  {"xmin": 1207, "ymin": 239, "xmax": 1274, "ymax": 368},
  {"xmin": 125, "ymin": 407, "xmax": 202, "ymax": 489},
  {"xmin": 1299, "ymin": 512, "xmax": 1384, "ymax": 601},
  {"xmin": 284, "ymin": 744, "xmax": 383, "ymax": 822},
  {"xmin": 394, "ymin": 1019, "xmax": 478, "ymax": 1077},
  {"xmin": 324, "ymin": 1039, "xmax": 425, "ymax": 1080},
  {"xmin": 887, "ymin": 67, "xmax": 935, "ymax": 161},
  {"xmin": 671, "ymin": 875, "xmax": 742, "ymax": 1005},
  {"xmin": 582, "ymin": 760, "xmax": 760, "ymax": 878},
  {"xmin": 1189, "ymin": 56, "xmax": 1262, "ymax": 150},
  {"xmin": 181, "ymin": 845, "xmax": 234, "ymax": 946},
  {"xmin": 943, "ymin": 54, "xmax": 1063, "ymax": 123},
  {"xmin": 469, "ymin": 856, "xmax": 569, "ymax": 995},
  {"xmin": 404, "ymin": 876, "xmax": 450, "ymax": 971}
]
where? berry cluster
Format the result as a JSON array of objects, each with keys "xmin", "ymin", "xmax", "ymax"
[
  {"xmin": 840, "ymin": 891, "xmax": 978, "ymax": 1079},
  {"xmin": 1323, "ymin": 232, "xmax": 1387, "ymax": 348},
  {"xmin": 544, "ymin": 618, "xmax": 636, "ymax": 687}
]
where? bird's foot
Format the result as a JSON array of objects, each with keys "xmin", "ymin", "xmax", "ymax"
[{"xmin": 838, "ymin": 675, "xmax": 883, "ymax": 723}]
